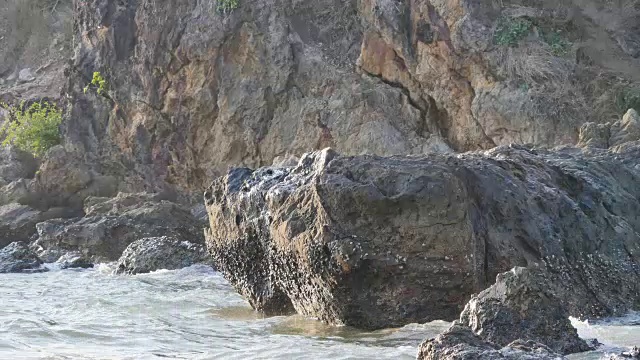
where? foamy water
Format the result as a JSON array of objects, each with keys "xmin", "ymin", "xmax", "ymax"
[{"xmin": 0, "ymin": 265, "xmax": 637, "ymax": 359}]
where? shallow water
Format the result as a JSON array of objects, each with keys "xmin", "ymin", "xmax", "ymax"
[{"xmin": 0, "ymin": 265, "xmax": 637, "ymax": 360}]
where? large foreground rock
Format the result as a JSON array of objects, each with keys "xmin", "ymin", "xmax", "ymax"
[
  {"xmin": 0, "ymin": 242, "xmax": 43, "ymax": 273},
  {"xmin": 32, "ymin": 193, "xmax": 205, "ymax": 262},
  {"xmin": 204, "ymin": 146, "xmax": 640, "ymax": 329},
  {"xmin": 115, "ymin": 236, "xmax": 209, "ymax": 275}
]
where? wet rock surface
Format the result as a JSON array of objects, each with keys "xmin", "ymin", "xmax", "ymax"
[
  {"xmin": 459, "ymin": 267, "xmax": 592, "ymax": 355},
  {"xmin": 32, "ymin": 192, "xmax": 206, "ymax": 262},
  {"xmin": 0, "ymin": 242, "xmax": 44, "ymax": 273},
  {"xmin": 55, "ymin": 251, "xmax": 94, "ymax": 269},
  {"xmin": 205, "ymin": 145, "xmax": 640, "ymax": 330},
  {"xmin": 115, "ymin": 236, "xmax": 209, "ymax": 275},
  {"xmin": 606, "ymin": 347, "xmax": 640, "ymax": 359},
  {"xmin": 417, "ymin": 323, "xmax": 566, "ymax": 360}
]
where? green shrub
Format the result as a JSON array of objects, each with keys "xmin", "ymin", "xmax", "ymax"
[
  {"xmin": 84, "ymin": 71, "xmax": 108, "ymax": 96},
  {"xmin": 615, "ymin": 86, "xmax": 640, "ymax": 114},
  {"xmin": 541, "ymin": 29, "xmax": 571, "ymax": 56},
  {"xmin": 494, "ymin": 17, "xmax": 533, "ymax": 46},
  {"xmin": 217, "ymin": 0, "xmax": 239, "ymax": 14},
  {"xmin": 1, "ymin": 102, "xmax": 62, "ymax": 157}
]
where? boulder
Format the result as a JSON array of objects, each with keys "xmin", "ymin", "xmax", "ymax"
[
  {"xmin": 577, "ymin": 109, "xmax": 640, "ymax": 149},
  {"xmin": 0, "ymin": 203, "xmax": 42, "ymax": 249},
  {"xmin": 0, "ymin": 242, "xmax": 44, "ymax": 273},
  {"xmin": 0, "ymin": 146, "xmax": 38, "ymax": 183},
  {"xmin": 114, "ymin": 236, "xmax": 209, "ymax": 275},
  {"xmin": 417, "ymin": 323, "xmax": 565, "ymax": 360},
  {"xmin": 606, "ymin": 347, "xmax": 640, "ymax": 360},
  {"xmin": 204, "ymin": 146, "xmax": 640, "ymax": 329},
  {"xmin": 610, "ymin": 109, "xmax": 640, "ymax": 148},
  {"xmin": 459, "ymin": 267, "xmax": 592, "ymax": 355},
  {"xmin": 0, "ymin": 179, "xmax": 31, "ymax": 206},
  {"xmin": 55, "ymin": 252, "xmax": 94, "ymax": 269},
  {"xmin": 17, "ymin": 68, "xmax": 35, "ymax": 84},
  {"xmin": 577, "ymin": 122, "xmax": 611, "ymax": 149},
  {"xmin": 32, "ymin": 192, "xmax": 206, "ymax": 262},
  {"xmin": 29, "ymin": 146, "xmax": 118, "ymax": 211}
]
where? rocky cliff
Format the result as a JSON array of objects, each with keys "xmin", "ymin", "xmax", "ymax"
[{"xmin": 54, "ymin": 0, "xmax": 639, "ymax": 201}]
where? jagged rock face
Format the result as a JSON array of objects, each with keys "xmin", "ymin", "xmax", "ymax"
[
  {"xmin": 31, "ymin": 192, "xmax": 206, "ymax": 262},
  {"xmin": 205, "ymin": 145, "xmax": 640, "ymax": 329},
  {"xmin": 417, "ymin": 323, "xmax": 566, "ymax": 360},
  {"xmin": 64, "ymin": 0, "xmax": 640, "ymax": 197},
  {"xmin": 0, "ymin": 242, "xmax": 44, "ymax": 273},
  {"xmin": 115, "ymin": 236, "xmax": 209, "ymax": 275},
  {"xmin": 578, "ymin": 109, "xmax": 640, "ymax": 149}
]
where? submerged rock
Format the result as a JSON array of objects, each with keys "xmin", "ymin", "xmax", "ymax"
[
  {"xmin": 204, "ymin": 146, "xmax": 640, "ymax": 330},
  {"xmin": 0, "ymin": 242, "xmax": 44, "ymax": 273},
  {"xmin": 417, "ymin": 323, "xmax": 566, "ymax": 360},
  {"xmin": 32, "ymin": 192, "xmax": 205, "ymax": 262},
  {"xmin": 55, "ymin": 252, "xmax": 93, "ymax": 269},
  {"xmin": 115, "ymin": 236, "xmax": 209, "ymax": 275}
]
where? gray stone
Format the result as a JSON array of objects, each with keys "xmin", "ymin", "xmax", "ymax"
[
  {"xmin": 0, "ymin": 203, "xmax": 42, "ymax": 249},
  {"xmin": 605, "ymin": 347, "xmax": 640, "ymax": 359},
  {"xmin": 0, "ymin": 242, "xmax": 44, "ymax": 273},
  {"xmin": 417, "ymin": 323, "xmax": 566, "ymax": 360},
  {"xmin": 610, "ymin": 109, "xmax": 640, "ymax": 148},
  {"xmin": 32, "ymin": 192, "xmax": 206, "ymax": 262},
  {"xmin": 577, "ymin": 109, "xmax": 640, "ymax": 150},
  {"xmin": 0, "ymin": 146, "xmax": 38, "ymax": 182},
  {"xmin": 115, "ymin": 236, "xmax": 209, "ymax": 275},
  {"xmin": 55, "ymin": 252, "xmax": 94, "ymax": 269},
  {"xmin": 459, "ymin": 267, "xmax": 592, "ymax": 355},
  {"xmin": 17, "ymin": 68, "xmax": 35, "ymax": 83}
]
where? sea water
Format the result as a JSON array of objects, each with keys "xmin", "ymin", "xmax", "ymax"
[{"xmin": 0, "ymin": 265, "xmax": 637, "ymax": 359}]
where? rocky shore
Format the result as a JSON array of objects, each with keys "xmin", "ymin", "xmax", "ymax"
[{"xmin": 1, "ymin": 0, "xmax": 640, "ymax": 358}]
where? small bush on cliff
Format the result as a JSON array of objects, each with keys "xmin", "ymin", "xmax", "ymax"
[
  {"xmin": 616, "ymin": 86, "xmax": 640, "ymax": 114},
  {"xmin": 494, "ymin": 17, "xmax": 533, "ymax": 46},
  {"xmin": 0, "ymin": 102, "xmax": 62, "ymax": 157},
  {"xmin": 541, "ymin": 29, "xmax": 572, "ymax": 56},
  {"xmin": 495, "ymin": 17, "xmax": 572, "ymax": 55},
  {"xmin": 217, "ymin": 0, "xmax": 239, "ymax": 14},
  {"xmin": 83, "ymin": 71, "xmax": 108, "ymax": 96}
]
